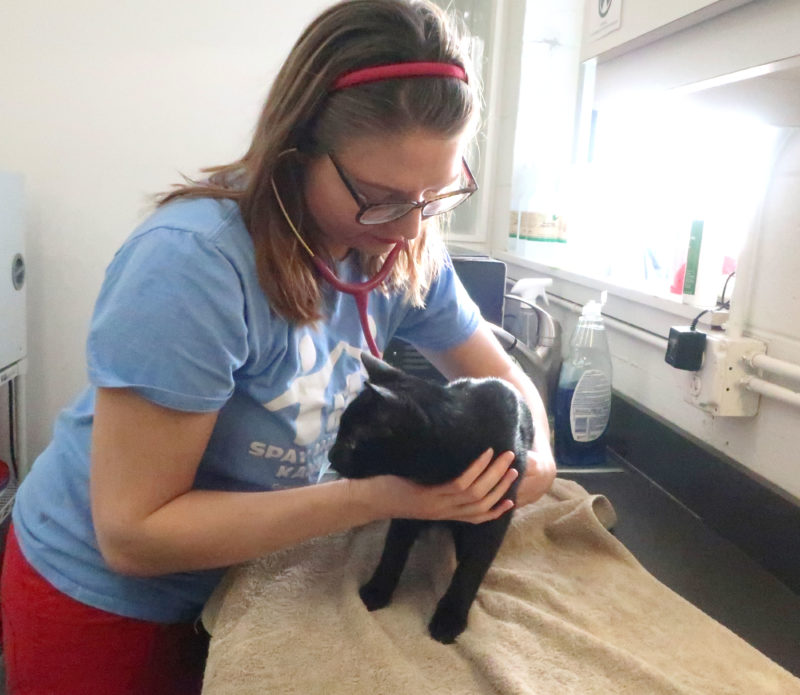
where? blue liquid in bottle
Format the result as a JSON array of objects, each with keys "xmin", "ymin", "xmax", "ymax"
[
  {"xmin": 554, "ymin": 384, "xmax": 608, "ymax": 467},
  {"xmin": 553, "ymin": 296, "xmax": 612, "ymax": 468}
]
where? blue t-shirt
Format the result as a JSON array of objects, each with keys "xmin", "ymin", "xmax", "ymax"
[{"xmin": 12, "ymin": 197, "xmax": 480, "ymax": 623}]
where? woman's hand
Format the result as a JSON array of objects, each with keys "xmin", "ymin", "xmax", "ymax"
[
  {"xmin": 364, "ymin": 448, "xmax": 519, "ymax": 525},
  {"xmin": 517, "ymin": 444, "xmax": 557, "ymax": 508},
  {"xmin": 416, "ymin": 321, "xmax": 557, "ymax": 511}
]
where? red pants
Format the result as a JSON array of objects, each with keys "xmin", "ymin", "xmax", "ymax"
[{"xmin": 0, "ymin": 524, "xmax": 208, "ymax": 695}]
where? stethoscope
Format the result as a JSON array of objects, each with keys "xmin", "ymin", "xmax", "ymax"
[{"xmin": 270, "ymin": 158, "xmax": 403, "ymax": 358}]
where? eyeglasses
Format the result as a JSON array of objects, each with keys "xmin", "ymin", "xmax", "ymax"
[{"xmin": 329, "ymin": 152, "xmax": 478, "ymax": 225}]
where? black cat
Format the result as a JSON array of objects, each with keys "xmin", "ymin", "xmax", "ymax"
[{"xmin": 328, "ymin": 352, "xmax": 533, "ymax": 644}]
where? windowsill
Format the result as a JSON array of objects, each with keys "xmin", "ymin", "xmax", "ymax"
[{"xmin": 493, "ymin": 250, "xmax": 713, "ymax": 338}]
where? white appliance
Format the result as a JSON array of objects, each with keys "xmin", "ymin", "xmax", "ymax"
[
  {"xmin": 1, "ymin": 172, "xmax": 26, "ymax": 373},
  {"xmin": 0, "ymin": 171, "xmax": 26, "ymax": 512}
]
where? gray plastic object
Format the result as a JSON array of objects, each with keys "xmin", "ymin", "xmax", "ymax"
[{"xmin": 11, "ymin": 253, "xmax": 25, "ymax": 290}]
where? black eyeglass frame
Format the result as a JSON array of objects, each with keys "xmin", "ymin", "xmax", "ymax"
[{"xmin": 328, "ymin": 152, "xmax": 478, "ymax": 226}]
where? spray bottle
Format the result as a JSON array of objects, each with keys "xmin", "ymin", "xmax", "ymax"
[{"xmin": 554, "ymin": 292, "xmax": 612, "ymax": 467}]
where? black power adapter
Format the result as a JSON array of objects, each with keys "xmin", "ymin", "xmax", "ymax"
[{"xmin": 665, "ymin": 326, "xmax": 707, "ymax": 371}]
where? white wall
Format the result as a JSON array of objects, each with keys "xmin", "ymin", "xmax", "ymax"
[
  {"xmin": 0, "ymin": 0, "xmax": 329, "ymax": 466},
  {"xmin": 579, "ymin": 0, "xmax": 752, "ymax": 62}
]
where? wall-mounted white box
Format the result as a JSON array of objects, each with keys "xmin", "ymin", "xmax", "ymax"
[
  {"xmin": 686, "ymin": 333, "xmax": 766, "ymax": 416},
  {"xmin": 0, "ymin": 172, "xmax": 26, "ymax": 372}
]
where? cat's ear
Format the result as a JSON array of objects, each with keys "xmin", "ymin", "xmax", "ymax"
[
  {"xmin": 361, "ymin": 351, "xmax": 402, "ymax": 384},
  {"xmin": 364, "ymin": 381, "xmax": 400, "ymax": 403}
]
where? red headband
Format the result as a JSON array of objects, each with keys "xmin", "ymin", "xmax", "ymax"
[{"xmin": 330, "ymin": 61, "xmax": 468, "ymax": 91}]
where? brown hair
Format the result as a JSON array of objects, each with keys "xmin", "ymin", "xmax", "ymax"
[{"xmin": 158, "ymin": 0, "xmax": 480, "ymax": 323}]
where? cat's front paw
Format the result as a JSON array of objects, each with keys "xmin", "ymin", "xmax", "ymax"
[
  {"xmin": 359, "ymin": 581, "xmax": 393, "ymax": 612},
  {"xmin": 428, "ymin": 609, "xmax": 468, "ymax": 644}
]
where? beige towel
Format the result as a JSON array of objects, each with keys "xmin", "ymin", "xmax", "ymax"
[{"xmin": 201, "ymin": 478, "xmax": 800, "ymax": 694}]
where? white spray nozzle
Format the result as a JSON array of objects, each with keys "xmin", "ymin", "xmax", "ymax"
[
  {"xmin": 581, "ymin": 291, "xmax": 608, "ymax": 318},
  {"xmin": 510, "ymin": 277, "xmax": 553, "ymax": 306}
]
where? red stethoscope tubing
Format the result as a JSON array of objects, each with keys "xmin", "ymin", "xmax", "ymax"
[
  {"xmin": 312, "ymin": 240, "xmax": 404, "ymax": 357},
  {"xmin": 270, "ymin": 160, "xmax": 404, "ymax": 358}
]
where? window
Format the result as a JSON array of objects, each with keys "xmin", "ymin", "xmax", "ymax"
[
  {"xmin": 434, "ymin": 0, "xmax": 496, "ymax": 242},
  {"xmin": 556, "ymin": 93, "xmax": 781, "ymax": 307},
  {"xmin": 500, "ymin": 1, "xmax": 788, "ymax": 312},
  {"xmin": 506, "ymin": 0, "xmax": 583, "ymax": 255}
]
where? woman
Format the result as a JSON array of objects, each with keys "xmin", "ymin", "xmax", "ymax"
[{"xmin": 1, "ymin": 1, "xmax": 556, "ymax": 692}]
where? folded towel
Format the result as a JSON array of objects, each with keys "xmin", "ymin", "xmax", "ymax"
[{"xmin": 201, "ymin": 477, "xmax": 800, "ymax": 694}]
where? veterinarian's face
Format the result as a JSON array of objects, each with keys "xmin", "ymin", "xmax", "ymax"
[{"xmin": 303, "ymin": 130, "xmax": 468, "ymax": 259}]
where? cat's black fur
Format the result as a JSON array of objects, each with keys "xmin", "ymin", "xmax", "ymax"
[{"xmin": 328, "ymin": 352, "xmax": 533, "ymax": 644}]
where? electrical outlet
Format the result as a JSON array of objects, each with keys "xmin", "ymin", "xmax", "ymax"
[{"xmin": 685, "ymin": 334, "xmax": 766, "ymax": 416}]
